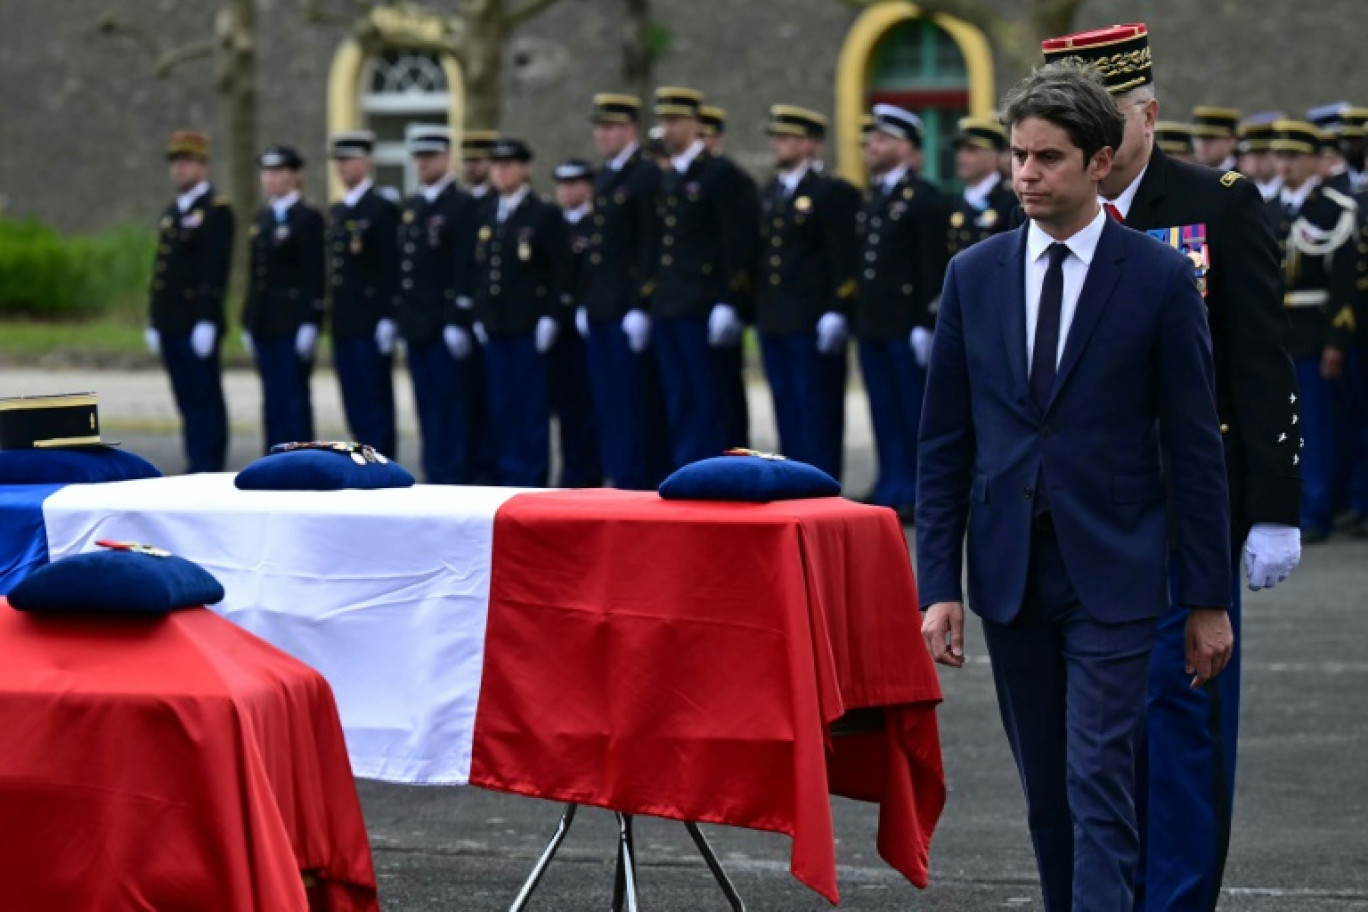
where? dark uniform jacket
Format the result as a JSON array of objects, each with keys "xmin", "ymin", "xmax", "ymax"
[
  {"xmin": 713, "ymin": 153, "xmax": 762, "ymax": 324},
  {"xmin": 241, "ymin": 199, "xmax": 326, "ymax": 339},
  {"xmin": 1267, "ymin": 180, "xmax": 1359, "ymax": 360},
  {"xmin": 328, "ymin": 186, "xmax": 400, "ymax": 341},
  {"xmin": 1118, "ymin": 145, "xmax": 1301, "ymax": 535},
  {"xmin": 647, "ymin": 147, "xmax": 751, "ymax": 321},
  {"xmin": 854, "ymin": 167, "xmax": 950, "ymax": 342},
  {"xmin": 470, "ymin": 188, "xmax": 569, "ymax": 337},
  {"xmin": 150, "ymin": 185, "xmax": 235, "ymax": 335},
  {"xmin": 754, "ymin": 167, "xmax": 859, "ymax": 335},
  {"xmin": 396, "ymin": 181, "xmax": 476, "ymax": 345},
  {"xmin": 946, "ymin": 175, "xmax": 1017, "ymax": 257},
  {"xmin": 582, "ymin": 148, "xmax": 660, "ymax": 321},
  {"xmin": 563, "ymin": 208, "xmax": 592, "ymax": 329}
]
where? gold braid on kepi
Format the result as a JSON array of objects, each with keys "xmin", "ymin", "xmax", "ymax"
[{"xmin": 1041, "ymin": 23, "xmax": 1152, "ymax": 94}]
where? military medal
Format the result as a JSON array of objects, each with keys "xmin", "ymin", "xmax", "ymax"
[
  {"xmin": 518, "ymin": 239, "xmax": 532, "ymax": 262},
  {"xmin": 95, "ymin": 540, "xmax": 172, "ymax": 558},
  {"xmin": 269, "ymin": 440, "xmax": 389, "ymax": 465},
  {"xmin": 902, "ymin": 188, "xmax": 915, "ymax": 200},
  {"xmin": 725, "ymin": 447, "xmax": 788, "ymax": 461},
  {"xmin": 275, "ymin": 224, "xmax": 291, "ymax": 242},
  {"xmin": 478, "ymin": 225, "xmax": 493, "ymax": 242},
  {"xmin": 977, "ymin": 209, "xmax": 999, "ymax": 228},
  {"xmin": 1147, "ymin": 224, "xmax": 1210, "ymax": 298},
  {"xmin": 182, "ymin": 210, "xmax": 203, "ymax": 228}
]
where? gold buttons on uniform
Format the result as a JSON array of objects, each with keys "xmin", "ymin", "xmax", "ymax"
[
  {"xmin": 662, "ymin": 254, "xmax": 674, "ymax": 266},
  {"xmin": 591, "ymin": 253, "xmax": 602, "ymax": 264}
]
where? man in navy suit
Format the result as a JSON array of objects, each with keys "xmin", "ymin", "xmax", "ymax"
[{"xmin": 916, "ymin": 60, "xmax": 1235, "ymax": 912}]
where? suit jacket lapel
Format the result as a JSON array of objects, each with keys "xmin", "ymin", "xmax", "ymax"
[
  {"xmin": 1048, "ymin": 216, "xmax": 1126, "ymax": 409},
  {"xmin": 999, "ymin": 226, "xmax": 1030, "ymax": 400}
]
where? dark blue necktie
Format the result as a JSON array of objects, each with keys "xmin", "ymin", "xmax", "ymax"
[{"xmin": 1030, "ymin": 243, "xmax": 1069, "ymax": 410}]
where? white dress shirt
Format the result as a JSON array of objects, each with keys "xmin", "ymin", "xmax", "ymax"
[
  {"xmin": 1255, "ymin": 175, "xmax": 1284, "ymax": 202},
  {"xmin": 563, "ymin": 202, "xmax": 590, "ymax": 225},
  {"xmin": 270, "ymin": 190, "xmax": 300, "ymax": 222},
  {"xmin": 496, "ymin": 183, "xmax": 530, "ymax": 222},
  {"xmin": 670, "ymin": 140, "xmax": 705, "ymax": 173},
  {"xmin": 1024, "ymin": 205, "xmax": 1107, "ymax": 368},
  {"xmin": 1279, "ymin": 177, "xmax": 1319, "ymax": 215},
  {"xmin": 778, "ymin": 160, "xmax": 812, "ymax": 196},
  {"xmin": 1101, "ymin": 164, "xmax": 1148, "ymax": 220},
  {"xmin": 962, "ymin": 172, "xmax": 1002, "ymax": 210},
  {"xmin": 881, "ymin": 164, "xmax": 909, "ymax": 193},
  {"xmin": 608, "ymin": 142, "xmax": 640, "ymax": 172},
  {"xmin": 343, "ymin": 178, "xmax": 373, "ymax": 209},
  {"xmin": 177, "ymin": 180, "xmax": 210, "ymax": 214},
  {"xmin": 420, "ymin": 175, "xmax": 453, "ymax": 203}
]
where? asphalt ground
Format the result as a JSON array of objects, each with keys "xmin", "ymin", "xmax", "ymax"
[{"xmin": 13, "ymin": 368, "xmax": 1368, "ymax": 911}]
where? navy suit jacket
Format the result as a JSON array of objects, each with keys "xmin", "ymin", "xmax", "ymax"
[{"xmin": 915, "ymin": 216, "xmax": 1231, "ymax": 624}]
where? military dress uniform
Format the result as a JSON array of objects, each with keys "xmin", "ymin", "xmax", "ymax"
[
  {"xmin": 579, "ymin": 95, "xmax": 670, "ymax": 490},
  {"xmin": 755, "ymin": 106, "xmax": 858, "ymax": 478},
  {"xmin": 549, "ymin": 158, "xmax": 602, "ymax": 488},
  {"xmin": 150, "ymin": 131, "xmax": 234, "ymax": 473},
  {"xmin": 1041, "ymin": 24, "xmax": 1305, "ymax": 909},
  {"xmin": 854, "ymin": 106, "xmax": 949, "ymax": 515},
  {"xmin": 469, "ymin": 139, "xmax": 569, "ymax": 487},
  {"xmin": 700, "ymin": 105, "xmax": 756, "ymax": 451},
  {"xmin": 1266, "ymin": 122, "xmax": 1358, "ymax": 538},
  {"xmin": 647, "ymin": 87, "xmax": 752, "ymax": 468},
  {"xmin": 327, "ymin": 132, "xmax": 400, "ymax": 459},
  {"xmin": 396, "ymin": 128, "xmax": 482, "ymax": 484},
  {"xmin": 947, "ymin": 118, "xmax": 1016, "ymax": 259}
]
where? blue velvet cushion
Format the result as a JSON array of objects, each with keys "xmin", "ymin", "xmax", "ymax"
[
  {"xmin": 658, "ymin": 451, "xmax": 841, "ymax": 502},
  {"xmin": 234, "ymin": 446, "xmax": 415, "ymax": 491},
  {"xmin": 8, "ymin": 547, "xmax": 225, "ymax": 615},
  {"xmin": 0, "ymin": 447, "xmax": 161, "ymax": 485}
]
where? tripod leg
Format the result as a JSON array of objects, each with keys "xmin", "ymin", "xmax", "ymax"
[
  {"xmin": 685, "ymin": 822, "xmax": 746, "ymax": 912},
  {"xmin": 508, "ymin": 804, "xmax": 579, "ymax": 912}
]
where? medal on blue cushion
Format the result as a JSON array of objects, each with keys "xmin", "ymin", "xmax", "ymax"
[{"xmin": 95, "ymin": 539, "xmax": 171, "ymax": 558}]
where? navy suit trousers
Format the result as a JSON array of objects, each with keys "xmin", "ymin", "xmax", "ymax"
[
  {"xmin": 982, "ymin": 526, "xmax": 1157, "ymax": 912},
  {"xmin": 160, "ymin": 333, "xmax": 228, "ymax": 473}
]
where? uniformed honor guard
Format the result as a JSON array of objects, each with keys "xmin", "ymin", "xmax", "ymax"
[
  {"xmin": 1342, "ymin": 107, "xmax": 1368, "ymax": 194},
  {"xmin": 469, "ymin": 139, "xmax": 568, "ymax": 487},
  {"xmin": 859, "ymin": 115, "xmax": 884, "ymax": 182},
  {"xmin": 1238, "ymin": 112, "xmax": 1284, "ymax": 201},
  {"xmin": 854, "ymin": 104, "xmax": 949, "ymax": 519},
  {"xmin": 699, "ymin": 103, "xmax": 758, "ymax": 451},
  {"xmin": 1307, "ymin": 103, "xmax": 1356, "ymax": 195},
  {"xmin": 550, "ymin": 158, "xmax": 602, "ymax": 487},
  {"xmin": 753, "ymin": 104, "xmax": 857, "ymax": 478},
  {"xmin": 1192, "ymin": 105, "xmax": 1242, "ymax": 171},
  {"xmin": 147, "ymin": 131, "xmax": 233, "ymax": 473},
  {"xmin": 1268, "ymin": 119, "xmax": 1358, "ymax": 542},
  {"xmin": 461, "ymin": 130, "xmax": 500, "ymax": 204},
  {"xmin": 397, "ymin": 126, "xmax": 482, "ymax": 484},
  {"xmin": 578, "ymin": 93, "xmax": 668, "ymax": 489},
  {"xmin": 1043, "ymin": 24, "xmax": 1302, "ymax": 911},
  {"xmin": 241, "ymin": 145, "xmax": 324, "ymax": 451},
  {"xmin": 947, "ymin": 116, "xmax": 1016, "ymax": 257},
  {"xmin": 1154, "ymin": 121, "xmax": 1196, "ymax": 163},
  {"xmin": 327, "ymin": 130, "xmax": 400, "ymax": 459},
  {"xmin": 648, "ymin": 87, "xmax": 752, "ymax": 467}
]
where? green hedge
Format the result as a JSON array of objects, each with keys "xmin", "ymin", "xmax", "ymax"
[{"xmin": 0, "ymin": 219, "xmax": 154, "ymax": 321}]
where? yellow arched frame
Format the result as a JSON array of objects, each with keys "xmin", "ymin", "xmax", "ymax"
[
  {"xmin": 326, "ymin": 8, "xmax": 465, "ymax": 200},
  {"xmin": 836, "ymin": 1, "xmax": 994, "ymax": 186}
]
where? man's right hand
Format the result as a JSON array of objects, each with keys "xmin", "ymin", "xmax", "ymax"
[
  {"xmin": 1185, "ymin": 608, "xmax": 1234, "ymax": 689},
  {"xmin": 922, "ymin": 601, "xmax": 966, "ymax": 667},
  {"xmin": 1322, "ymin": 345, "xmax": 1345, "ymax": 380},
  {"xmin": 144, "ymin": 327, "xmax": 161, "ymax": 356}
]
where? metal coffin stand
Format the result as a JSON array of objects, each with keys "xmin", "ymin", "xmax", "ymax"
[{"xmin": 507, "ymin": 806, "xmax": 746, "ymax": 912}]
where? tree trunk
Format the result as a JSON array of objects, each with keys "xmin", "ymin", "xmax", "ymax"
[
  {"xmin": 621, "ymin": 0, "xmax": 652, "ymax": 102},
  {"xmin": 216, "ymin": 0, "xmax": 257, "ymax": 298},
  {"xmin": 461, "ymin": 5, "xmax": 506, "ymax": 129}
]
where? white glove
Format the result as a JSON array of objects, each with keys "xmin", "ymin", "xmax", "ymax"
[
  {"xmin": 575, "ymin": 307, "xmax": 590, "ymax": 340},
  {"xmin": 374, "ymin": 318, "xmax": 397, "ymax": 355},
  {"xmin": 473, "ymin": 322, "xmax": 489, "ymax": 347},
  {"xmin": 535, "ymin": 316, "xmax": 559, "ymax": 354},
  {"xmin": 815, "ymin": 311, "xmax": 848, "ymax": 355},
  {"xmin": 443, "ymin": 324, "xmax": 473, "ymax": 360},
  {"xmin": 294, "ymin": 324, "xmax": 318, "ymax": 361},
  {"xmin": 241, "ymin": 330, "xmax": 255, "ymax": 359},
  {"xmin": 707, "ymin": 304, "xmax": 742, "ymax": 348},
  {"xmin": 1243, "ymin": 522, "xmax": 1301, "ymax": 591},
  {"xmin": 190, "ymin": 321, "xmax": 217, "ymax": 359},
  {"xmin": 622, "ymin": 309, "xmax": 651, "ymax": 353},
  {"xmin": 144, "ymin": 327, "xmax": 161, "ymax": 356},
  {"xmin": 910, "ymin": 326, "xmax": 933, "ymax": 368}
]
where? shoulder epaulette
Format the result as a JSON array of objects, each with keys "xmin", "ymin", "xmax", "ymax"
[
  {"xmin": 1219, "ymin": 171, "xmax": 1244, "ymax": 188},
  {"xmin": 212, "ymin": 195, "xmax": 231, "ymax": 207}
]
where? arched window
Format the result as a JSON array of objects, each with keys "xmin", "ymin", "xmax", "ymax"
[
  {"xmin": 360, "ymin": 50, "xmax": 453, "ymax": 195},
  {"xmin": 867, "ymin": 19, "xmax": 969, "ymax": 187}
]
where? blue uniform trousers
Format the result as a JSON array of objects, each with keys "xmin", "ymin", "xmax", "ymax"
[
  {"xmin": 333, "ymin": 336, "xmax": 396, "ymax": 460},
  {"xmin": 982, "ymin": 526, "xmax": 1157, "ymax": 912},
  {"xmin": 585, "ymin": 319, "xmax": 652, "ymax": 490},
  {"xmin": 406, "ymin": 338, "xmax": 472, "ymax": 484},
  {"xmin": 160, "ymin": 333, "xmax": 228, "ymax": 473},
  {"xmin": 253, "ymin": 336, "xmax": 314, "ymax": 452},
  {"xmin": 759, "ymin": 332, "xmax": 846, "ymax": 479},
  {"xmin": 484, "ymin": 334, "xmax": 549, "ymax": 487},
  {"xmin": 858, "ymin": 338, "xmax": 925, "ymax": 509},
  {"xmin": 1134, "ymin": 561, "xmax": 1241, "ymax": 912},
  {"xmin": 1295, "ymin": 356, "xmax": 1340, "ymax": 533},
  {"xmin": 712, "ymin": 340, "xmax": 750, "ymax": 451},
  {"xmin": 547, "ymin": 327, "xmax": 601, "ymax": 488},
  {"xmin": 654, "ymin": 317, "xmax": 724, "ymax": 469},
  {"xmin": 467, "ymin": 339, "xmax": 498, "ymax": 485},
  {"xmin": 1340, "ymin": 347, "xmax": 1368, "ymax": 517}
]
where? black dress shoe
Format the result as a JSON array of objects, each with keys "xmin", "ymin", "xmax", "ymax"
[
  {"xmin": 1334, "ymin": 511, "xmax": 1364, "ymax": 533},
  {"xmin": 1302, "ymin": 527, "xmax": 1331, "ymax": 545}
]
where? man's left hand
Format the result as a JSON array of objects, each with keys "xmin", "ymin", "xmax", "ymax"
[
  {"xmin": 1185, "ymin": 608, "xmax": 1234, "ymax": 689},
  {"xmin": 1322, "ymin": 345, "xmax": 1345, "ymax": 379},
  {"xmin": 1243, "ymin": 522, "xmax": 1301, "ymax": 591}
]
